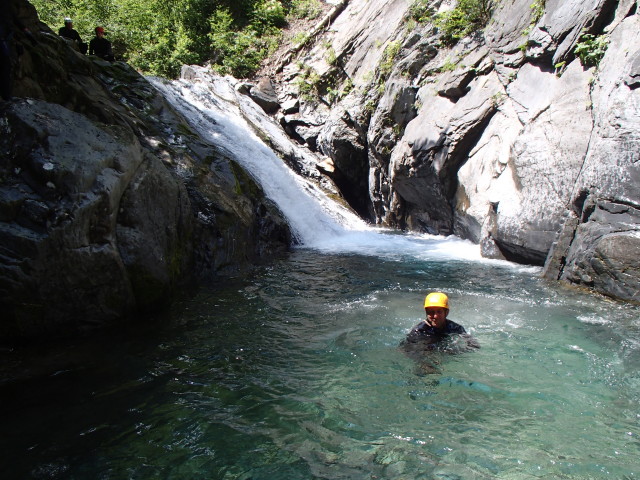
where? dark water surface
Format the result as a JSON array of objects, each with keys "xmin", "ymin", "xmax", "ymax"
[{"xmin": 2, "ymin": 246, "xmax": 640, "ymax": 479}]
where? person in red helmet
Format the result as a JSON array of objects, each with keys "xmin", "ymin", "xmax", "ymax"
[{"xmin": 89, "ymin": 26, "xmax": 114, "ymax": 61}]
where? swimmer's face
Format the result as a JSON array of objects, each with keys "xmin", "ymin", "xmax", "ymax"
[{"xmin": 425, "ymin": 307, "xmax": 448, "ymax": 328}]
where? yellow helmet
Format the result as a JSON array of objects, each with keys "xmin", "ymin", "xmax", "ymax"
[{"xmin": 424, "ymin": 292, "xmax": 449, "ymax": 310}]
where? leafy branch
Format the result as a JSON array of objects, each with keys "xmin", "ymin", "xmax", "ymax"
[{"xmin": 574, "ymin": 31, "xmax": 609, "ymax": 68}]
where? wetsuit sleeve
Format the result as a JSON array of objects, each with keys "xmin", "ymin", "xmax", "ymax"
[
  {"xmin": 446, "ymin": 320, "xmax": 466, "ymax": 334},
  {"xmin": 401, "ymin": 324, "xmax": 422, "ymax": 345}
]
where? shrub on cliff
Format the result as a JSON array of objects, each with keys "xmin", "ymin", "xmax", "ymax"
[
  {"xmin": 427, "ymin": 0, "xmax": 495, "ymax": 45},
  {"xmin": 574, "ymin": 31, "xmax": 609, "ymax": 68}
]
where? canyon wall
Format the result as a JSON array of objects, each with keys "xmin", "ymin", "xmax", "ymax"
[{"xmin": 269, "ymin": 0, "xmax": 640, "ymax": 302}]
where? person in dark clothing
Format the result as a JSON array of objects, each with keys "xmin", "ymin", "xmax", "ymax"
[
  {"xmin": 405, "ymin": 292, "xmax": 470, "ymax": 340},
  {"xmin": 58, "ymin": 18, "xmax": 87, "ymax": 54},
  {"xmin": 89, "ymin": 27, "xmax": 114, "ymax": 61},
  {"xmin": 400, "ymin": 292, "xmax": 479, "ymax": 374}
]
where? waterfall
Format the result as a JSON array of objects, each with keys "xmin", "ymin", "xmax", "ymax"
[
  {"xmin": 148, "ymin": 68, "xmax": 366, "ymax": 247},
  {"xmin": 148, "ymin": 67, "xmax": 488, "ymax": 263}
]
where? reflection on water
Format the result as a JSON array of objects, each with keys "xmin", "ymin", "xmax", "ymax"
[{"xmin": 2, "ymin": 247, "xmax": 640, "ymax": 479}]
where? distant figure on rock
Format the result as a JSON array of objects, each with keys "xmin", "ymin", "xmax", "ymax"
[
  {"xmin": 89, "ymin": 27, "xmax": 114, "ymax": 61},
  {"xmin": 58, "ymin": 18, "xmax": 87, "ymax": 54},
  {"xmin": 400, "ymin": 292, "xmax": 479, "ymax": 374}
]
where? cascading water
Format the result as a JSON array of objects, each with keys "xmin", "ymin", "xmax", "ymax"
[
  {"xmin": 149, "ymin": 67, "xmax": 488, "ymax": 261},
  {"xmin": 149, "ymin": 68, "xmax": 366, "ymax": 247}
]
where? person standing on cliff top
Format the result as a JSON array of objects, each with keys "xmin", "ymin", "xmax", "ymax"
[{"xmin": 58, "ymin": 18, "xmax": 87, "ymax": 54}]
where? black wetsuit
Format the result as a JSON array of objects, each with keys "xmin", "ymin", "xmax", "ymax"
[
  {"xmin": 58, "ymin": 26, "xmax": 82, "ymax": 42},
  {"xmin": 400, "ymin": 319, "xmax": 471, "ymax": 374},
  {"xmin": 405, "ymin": 319, "xmax": 467, "ymax": 342},
  {"xmin": 89, "ymin": 36, "xmax": 114, "ymax": 60},
  {"xmin": 58, "ymin": 26, "xmax": 87, "ymax": 54}
]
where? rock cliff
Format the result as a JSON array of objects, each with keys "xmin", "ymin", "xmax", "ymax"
[
  {"xmin": 263, "ymin": 0, "xmax": 640, "ymax": 303},
  {"xmin": 0, "ymin": 0, "xmax": 291, "ymax": 339}
]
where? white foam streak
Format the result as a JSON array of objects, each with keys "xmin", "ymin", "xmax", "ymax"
[
  {"xmin": 577, "ymin": 314, "xmax": 611, "ymax": 326},
  {"xmin": 304, "ymin": 229, "xmax": 483, "ymax": 262}
]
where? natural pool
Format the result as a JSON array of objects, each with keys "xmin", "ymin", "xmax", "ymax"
[{"xmin": 2, "ymin": 234, "xmax": 639, "ymax": 479}]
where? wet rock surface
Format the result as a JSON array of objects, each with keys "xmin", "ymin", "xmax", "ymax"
[{"xmin": 1, "ymin": 0, "xmax": 291, "ymax": 339}]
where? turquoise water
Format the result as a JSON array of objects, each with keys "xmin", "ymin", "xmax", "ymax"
[{"xmin": 2, "ymin": 243, "xmax": 639, "ymax": 479}]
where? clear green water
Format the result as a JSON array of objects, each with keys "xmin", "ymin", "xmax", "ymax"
[{"xmin": 2, "ymin": 245, "xmax": 640, "ymax": 479}]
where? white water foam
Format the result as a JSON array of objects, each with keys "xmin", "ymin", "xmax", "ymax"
[
  {"xmin": 149, "ymin": 72, "xmax": 364, "ymax": 244},
  {"xmin": 148, "ymin": 69, "xmax": 517, "ymax": 265}
]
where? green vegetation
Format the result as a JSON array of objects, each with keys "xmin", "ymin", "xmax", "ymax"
[
  {"xmin": 326, "ymin": 46, "xmax": 337, "ymax": 66},
  {"xmin": 491, "ymin": 91, "xmax": 505, "ymax": 106},
  {"xmin": 529, "ymin": 0, "xmax": 545, "ymax": 23},
  {"xmin": 207, "ymin": 7, "xmax": 280, "ymax": 78},
  {"xmin": 294, "ymin": 64, "xmax": 321, "ymax": 101},
  {"xmin": 574, "ymin": 31, "xmax": 609, "ymax": 68},
  {"xmin": 291, "ymin": 31, "xmax": 309, "ymax": 45},
  {"xmin": 435, "ymin": 0, "xmax": 494, "ymax": 45},
  {"xmin": 379, "ymin": 41, "xmax": 401, "ymax": 78},
  {"xmin": 288, "ymin": 0, "xmax": 323, "ymax": 20},
  {"xmin": 409, "ymin": 0, "xmax": 435, "ymax": 23},
  {"xmin": 30, "ymin": 0, "xmax": 320, "ymax": 78},
  {"xmin": 341, "ymin": 77, "xmax": 354, "ymax": 97},
  {"xmin": 519, "ymin": 0, "xmax": 546, "ymax": 53},
  {"xmin": 438, "ymin": 58, "xmax": 460, "ymax": 73},
  {"xmin": 366, "ymin": 40, "xmax": 402, "ymax": 97},
  {"xmin": 294, "ymin": 65, "xmax": 353, "ymax": 105}
]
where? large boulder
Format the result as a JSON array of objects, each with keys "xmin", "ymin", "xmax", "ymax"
[
  {"xmin": 0, "ymin": 100, "xmax": 191, "ymax": 337},
  {"xmin": 542, "ymin": 12, "xmax": 640, "ymax": 301},
  {"xmin": 0, "ymin": 0, "xmax": 291, "ymax": 339},
  {"xmin": 456, "ymin": 59, "xmax": 593, "ymax": 265}
]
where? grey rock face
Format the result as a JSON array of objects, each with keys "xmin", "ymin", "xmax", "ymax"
[
  {"xmin": 0, "ymin": 92, "xmax": 291, "ymax": 338},
  {"xmin": 268, "ymin": 0, "xmax": 640, "ymax": 302},
  {"xmin": 542, "ymin": 12, "xmax": 640, "ymax": 301},
  {"xmin": 0, "ymin": 100, "xmax": 185, "ymax": 337},
  {"xmin": 248, "ymin": 77, "xmax": 281, "ymax": 114}
]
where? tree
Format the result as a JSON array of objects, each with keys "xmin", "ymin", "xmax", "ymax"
[{"xmin": 30, "ymin": 0, "xmax": 298, "ymax": 78}]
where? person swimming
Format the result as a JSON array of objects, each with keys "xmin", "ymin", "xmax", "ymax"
[{"xmin": 400, "ymin": 292, "xmax": 479, "ymax": 374}]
